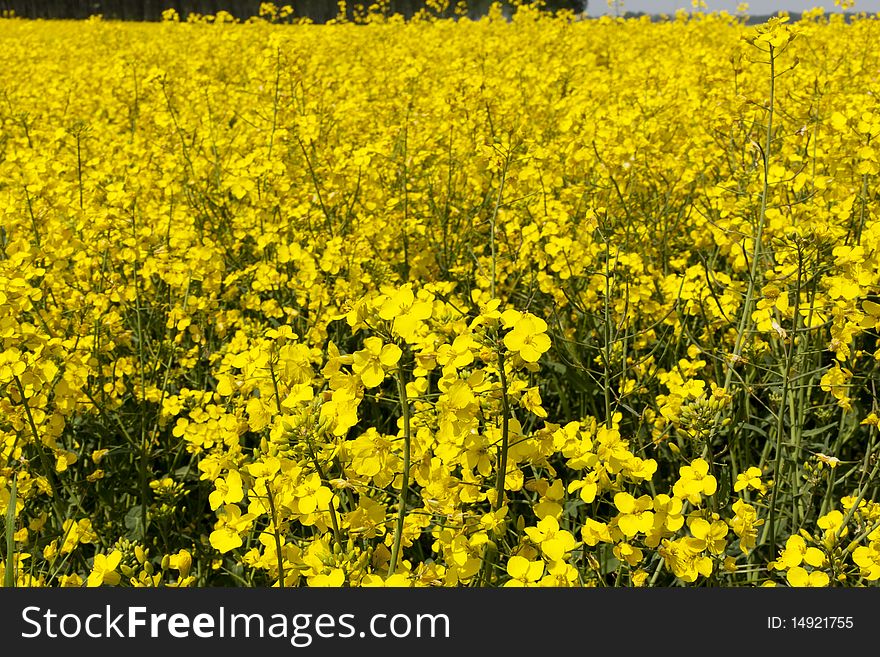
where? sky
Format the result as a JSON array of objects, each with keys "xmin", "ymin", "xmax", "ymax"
[{"xmin": 586, "ymin": 0, "xmax": 880, "ymax": 15}]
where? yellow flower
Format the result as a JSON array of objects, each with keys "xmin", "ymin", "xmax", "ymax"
[
  {"xmin": 87, "ymin": 551, "xmax": 122, "ymax": 587},
  {"xmin": 209, "ymin": 470, "xmax": 245, "ymax": 511},
  {"xmin": 504, "ymin": 555, "xmax": 544, "ymax": 587},
  {"xmin": 524, "ymin": 516, "xmax": 577, "ymax": 562},
  {"xmin": 377, "ymin": 284, "xmax": 432, "ymax": 342},
  {"xmin": 210, "ymin": 505, "xmax": 256, "ymax": 553},
  {"xmin": 352, "ymin": 336, "xmax": 402, "ymax": 388},
  {"xmin": 673, "ymin": 458, "xmax": 717, "ymax": 505},
  {"xmin": 786, "ymin": 567, "xmax": 829, "ymax": 588},
  {"xmin": 733, "ymin": 467, "xmax": 765, "ymax": 494},
  {"xmin": 853, "ymin": 544, "xmax": 880, "ymax": 580},
  {"xmin": 685, "ymin": 517, "xmax": 728, "ymax": 555},
  {"xmin": 502, "ymin": 312, "xmax": 551, "ymax": 363},
  {"xmin": 613, "ymin": 492, "xmax": 654, "ymax": 537}
]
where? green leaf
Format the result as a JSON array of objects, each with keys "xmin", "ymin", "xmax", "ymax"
[{"xmin": 124, "ymin": 505, "xmax": 145, "ymax": 540}]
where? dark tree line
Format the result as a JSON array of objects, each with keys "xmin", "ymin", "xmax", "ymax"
[{"xmin": 0, "ymin": 0, "xmax": 586, "ymax": 22}]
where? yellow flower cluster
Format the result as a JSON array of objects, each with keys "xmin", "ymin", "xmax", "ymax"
[{"xmin": 1, "ymin": 5, "xmax": 880, "ymax": 588}]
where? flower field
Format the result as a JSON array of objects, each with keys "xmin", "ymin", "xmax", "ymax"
[{"xmin": 1, "ymin": 5, "xmax": 880, "ymax": 588}]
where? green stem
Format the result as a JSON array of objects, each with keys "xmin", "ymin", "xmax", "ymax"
[
  {"xmin": 76, "ymin": 131, "xmax": 84, "ymax": 211},
  {"xmin": 603, "ymin": 236, "xmax": 613, "ymax": 427},
  {"xmin": 488, "ymin": 147, "xmax": 511, "ymax": 299},
  {"xmin": 303, "ymin": 439, "xmax": 344, "ymax": 549},
  {"xmin": 297, "ymin": 136, "xmax": 334, "ymax": 237},
  {"xmin": 480, "ymin": 345, "xmax": 512, "ymax": 587},
  {"xmin": 12, "ymin": 376, "xmax": 65, "ymax": 528},
  {"xmin": 388, "ymin": 365, "xmax": 411, "ymax": 577},
  {"xmin": 723, "ymin": 46, "xmax": 776, "ymax": 393},
  {"xmin": 493, "ymin": 349, "xmax": 511, "ymax": 512},
  {"xmin": 130, "ymin": 209, "xmax": 150, "ymax": 544},
  {"xmin": 836, "ymin": 430, "xmax": 880, "ymax": 541},
  {"xmin": 763, "ymin": 337, "xmax": 792, "ymax": 557},
  {"xmin": 4, "ymin": 476, "xmax": 16, "ymax": 588},
  {"xmin": 265, "ymin": 482, "xmax": 286, "ymax": 588}
]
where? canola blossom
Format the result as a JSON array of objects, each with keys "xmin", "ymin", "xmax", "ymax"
[{"xmin": 1, "ymin": 5, "xmax": 880, "ymax": 588}]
